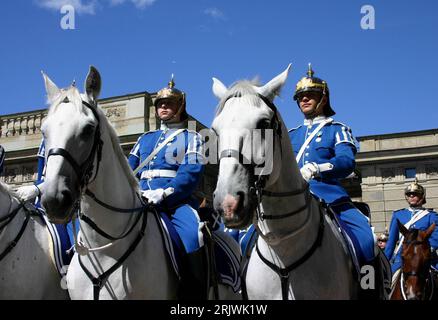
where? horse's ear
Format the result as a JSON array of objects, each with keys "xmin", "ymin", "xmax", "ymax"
[
  {"xmin": 200, "ymin": 198, "xmax": 207, "ymax": 208},
  {"xmin": 397, "ymin": 219, "xmax": 409, "ymax": 237},
  {"xmin": 256, "ymin": 63, "xmax": 292, "ymax": 100},
  {"xmin": 42, "ymin": 71, "xmax": 60, "ymax": 104},
  {"xmin": 212, "ymin": 77, "xmax": 228, "ymax": 100},
  {"xmin": 85, "ymin": 65, "xmax": 102, "ymax": 104},
  {"xmin": 424, "ymin": 223, "xmax": 436, "ymax": 239}
]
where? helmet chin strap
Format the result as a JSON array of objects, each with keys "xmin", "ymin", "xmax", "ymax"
[{"xmin": 157, "ymin": 98, "xmax": 184, "ymax": 123}]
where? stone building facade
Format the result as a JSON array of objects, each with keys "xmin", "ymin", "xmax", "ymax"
[
  {"xmin": 354, "ymin": 129, "xmax": 438, "ymax": 233},
  {"xmin": 1, "ymin": 92, "xmax": 437, "ymax": 233},
  {"xmin": 0, "ymin": 91, "xmax": 217, "ymax": 204}
]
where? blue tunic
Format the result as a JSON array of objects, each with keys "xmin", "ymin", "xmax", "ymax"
[
  {"xmin": 384, "ymin": 208, "xmax": 438, "ymax": 273},
  {"xmin": 288, "ymin": 116, "xmax": 375, "ymax": 264},
  {"xmin": 128, "ymin": 122, "xmax": 205, "ymax": 253},
  {"xmin": 289, "ymin": 116, "xmax": 356, "ymax": 204}
]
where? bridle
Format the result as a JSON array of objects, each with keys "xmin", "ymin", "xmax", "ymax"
[
  {"xmin": 400, "ymin": 238, "xmax": 435, "ymax": 300},
  {"xmin": 45, "ymin": 98, "xmax": 151, "ymax": 300},
  {"xmin": 47, "ymin": 100, "xmax": 103, "ymax": 190},
  {"xmin": 217, "ymin": 92, "xmax": 324, "ymax": 300},
  {"xmin": 0, "ymin": 194, "xmax": 37, "ymax": 262}
]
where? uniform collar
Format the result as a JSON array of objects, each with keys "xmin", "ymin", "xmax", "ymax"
[
  {"xmin": 160, "ymin": 121, "xmax": 185, "ymax": 131},
  {"xmin": 408, "ymin": 206, "xmax": 426, "ymax": 213},
  {"xmin": 303, "ymin": 115, "xmax": 328, "ymax": 126}
]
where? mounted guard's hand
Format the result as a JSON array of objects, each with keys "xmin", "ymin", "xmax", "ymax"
[
  {"xmin": 141, "ymin": 187, "xmax": 174, "ymax": 205},
  {"xmin": 300, "ymin": 162, "xmax": 320, "ymax": 182},
  {"xmin": 16, "ymin": 185, "xmax": 40, "ymax": 201}
]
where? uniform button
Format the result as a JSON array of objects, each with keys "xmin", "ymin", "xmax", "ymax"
[
  {"xmin": 153, "ymin": 156, "xmax": 157, "ymax": 160},
  {"xmin": 167, "ymin": 143, "xmax": 172, "ymax": 146},
  {"xmin": 307, "ymin": 133, "xmax": 311, "ymax": 136},
  {"xmin": 305, "ymin": 161, "xmax": 309, "ymax": 164},
  {"xmin": 305, "ymin": 153, "xmax": 309, "ymax": 156},
  {"xmin": 307, "ymin": 125, "xmax": 312, "ymax": 129},
  {"xmin": 306, "ymin": 146, "xmax": 310, "ymax": 149},
  {"xmin": 150, "ymin": 161, "xmax": 154, "ymax": 165}
]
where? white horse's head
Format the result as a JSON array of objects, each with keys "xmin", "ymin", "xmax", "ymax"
[
  {"xmin": 211, "ymin": 64, "xmax": 291, "ymax": 229},
  {"xmin": 40, "ymin": 66, "xmax": 102, "ymax": 224}
]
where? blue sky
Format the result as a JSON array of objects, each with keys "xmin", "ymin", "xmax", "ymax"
[{"xmin": 0, "ymin": 0, "xmax": 437, "ymax": 137}]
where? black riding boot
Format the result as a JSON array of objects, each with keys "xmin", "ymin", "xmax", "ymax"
[
  {"xmin": 360, "ymin": 252, "xmax": 391, "ymax": 300},
  {"xmin": 178, "ymin": 246, "xmax": 210, "ymax": 300}
]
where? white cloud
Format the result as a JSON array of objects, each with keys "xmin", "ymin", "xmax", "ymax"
[
  {"xmin": 36, "ymin": 0, "xmax": 156, "ymax": 15},
  {"xmin": 36, "ymin": 0, "xmax": 97, "ymax": 15},
  {"xmin": 108, "ymin": 0, "xmax": 156, "ymax": 9},
  {"xmin": 204, "ymin": 7, "xmax": 226, "ymax": 20}
]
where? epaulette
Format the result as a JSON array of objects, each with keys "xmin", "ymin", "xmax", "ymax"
[
  {"xmin": 288, "ymin": 125, "xmax": 302, "ymax": 133},
  {"xmin": 332, "ymin": 121, "xmax": 352, "ymax": 129}
]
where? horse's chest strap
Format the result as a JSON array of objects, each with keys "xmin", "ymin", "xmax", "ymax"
[{"xmin": 78, "ymin": 211, "xmax": 148, "ymax": 300}]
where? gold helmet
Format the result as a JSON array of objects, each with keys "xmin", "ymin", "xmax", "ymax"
[
  {"xmin": 293, "ymin": 64, "xmax": 335, "ymax": 116},
  {"xmin": 377, "ymin": 232, "xmax": 388, "ymax": 242},
  {"xmin": 404, "ymin": 178, "xmax": 426, "ymax": 204},
  {"xmin": 154, "ymin": 75, "xmax": 188, "ymax": 121}
]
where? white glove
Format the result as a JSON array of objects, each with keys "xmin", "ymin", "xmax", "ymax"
[
  {"xmin": 141, "ymin": 187, "xmax": 174, "ymax": 205},
  {"xmin": 300, "ymin": 162, "xmax": 320, "ymax": 182},
  {"xmin": 16, "ymin": 185, "xmax": 40, "ymax": 201}
]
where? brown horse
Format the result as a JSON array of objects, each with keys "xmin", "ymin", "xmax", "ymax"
[{"xmin": 391, "ymin": 221, "xmax": 437, "ymax": 300}]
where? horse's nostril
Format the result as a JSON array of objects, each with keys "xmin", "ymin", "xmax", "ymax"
[
  {"xmin": 236, "ymin": 191, "xmax": 245, "ymax": 212},
  {"xmin": 61, "ymin": 189, "xmax": 73, "ymax": 204}
]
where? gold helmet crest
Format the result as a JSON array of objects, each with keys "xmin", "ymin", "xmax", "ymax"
[
  {"xmin": 404, "ymin": 179, "xmax": 426, "ymax": 204},
  {"xmin": 154, "ymin": 74, "xmax": 188, "ymax": 121},
  {"xmin": 293, "ymin": 64, "xmax": 335, "ymax": 116}
]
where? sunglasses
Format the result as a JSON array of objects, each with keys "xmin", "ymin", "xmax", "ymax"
[{"xmin": 406, "ymin": 193, "xmax": 421, "ymax": 197}]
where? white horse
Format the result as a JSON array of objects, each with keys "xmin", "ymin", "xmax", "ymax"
[
  {"xmin": 0, "ymin": 182, "xmax": 68, "ymax": 299},
  {"xmin": 39, "ymin": 67, "xmax": 178, "ymax": 299},
  {"xmin": 39, "ymin": 66, "xmax": 240, "ymax": 300},
  {"xmin": 211, "ymin": 65, "xmax": 362, "ymax": 299}
]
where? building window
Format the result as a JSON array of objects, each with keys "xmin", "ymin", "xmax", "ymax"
[{"xmin": 404, "ymin": 168, "xmax": 416, "ymax": 179}]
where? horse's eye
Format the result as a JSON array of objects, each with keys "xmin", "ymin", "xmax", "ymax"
[
  {"xmin": 81, "ymin": 124, "xmax": 95, "ymax": 138},
  {"xmin": 257, "ymin": 119, "xmax": 271, "ymax": 130}
]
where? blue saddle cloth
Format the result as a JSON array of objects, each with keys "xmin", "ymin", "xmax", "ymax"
[
  {"xmin": 158, "ymin": 211, "xmax": 241, "ymax": 293},
  {"xmin": 37, "ymin": 208, "xmax": 74, "ymax": 276}
]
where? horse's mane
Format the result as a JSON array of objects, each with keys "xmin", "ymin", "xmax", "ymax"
[
  {"xmin": 216, "ymin": 79, "xmax": 262, "ymax": 115},
  {"xmin": 94, "ymin": 105, "xmax": 140, "ymax": 193},
  {"xmin": 47, "ymin": 88, "xmax": 139, "ymax": 193}
]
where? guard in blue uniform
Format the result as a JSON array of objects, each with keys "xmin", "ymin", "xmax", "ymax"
[
  {"xmin": 0, "ymin": 145, "xmax": 5, "ymax": 175},
  {"xmin": 384, "ymin": 180, "xmax": 438, "ymax": 274},
  {"xmin": 289, "ymin": 64, "xmax": 375, "ymax": 265},
  {"xmin": 128, "ymin": 76, "xmax": 207, "ymax": 299},
  {"xmin": 240, "ymin": 65, "xmax": 375, "ymax": 266}
]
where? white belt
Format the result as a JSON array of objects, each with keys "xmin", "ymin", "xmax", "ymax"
[{"xmin": 141, "ymin": 169, "xmax": 177, "ymax": 180}]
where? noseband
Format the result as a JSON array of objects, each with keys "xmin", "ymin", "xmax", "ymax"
[
  {"xmin": 400, "ymin": 238, "xmax": 435, "ymax": 300},
  {"xmin": 217, "ymin": 92, "xmax": 322, "ymax": 301},
  {"xmin": 218, "ymin": 93, "xmax": 310, "ymax": 221},
  {"xmin": 47, "ymin": 100, "xmax": 103, "ymax": 189},
  {"xmin": 218, "ymin": 93, "xmax": 282, "ymax": 195}
]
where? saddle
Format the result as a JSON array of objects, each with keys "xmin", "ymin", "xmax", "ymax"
[
  {"xmin": 239, "ymin": 199, "xmax": 392, "ymax": 300},
  {"xmin": 157, "ymin": 207, "xmax": 241, "ymax": 298}
]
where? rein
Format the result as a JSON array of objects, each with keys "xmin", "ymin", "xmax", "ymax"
[
  {"xmin": 399, "ymin": 238, "xmax": 435, "ymax": 300},
  {"xmin": 0, "ymin": 197, "xmax": 37, "ymax": 261},
  {"xmin": 46, "ymin": 99, "xmax": 151, "ymax": 300},
  {"xmin": 219, "ymin": 92, "xmax": 323, "ymax": 300}
]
